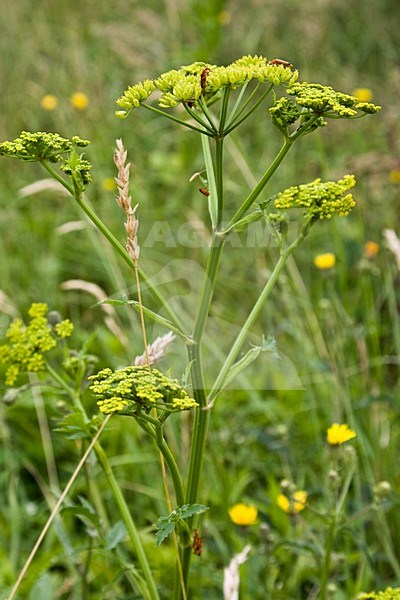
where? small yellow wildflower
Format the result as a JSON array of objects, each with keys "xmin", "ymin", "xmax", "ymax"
[
  {"xmin": 389, "ymin": 169, "xmax": 400, "ymax": 184},
  {"xmin": 102, "ymin": 177, "xmax": 117, "ymax": 192},
  {"xmin": 364, "ymin": 240, "xmax": 379, "ymax": 259},
  {"xmin": 70, "ymin": 92, "xmax": 89, "ymax": 110},
  {"xmin": 218, "ymin": 10, "xmax": 231, "ymax": 25},
  {"xmin": 327, "ymin": 423, "xmax": 356, "ymax": 446},
  {"xmin": 54, "ymin": 319, "xmax": 74, "ymax": 338},
  {"xmin": 314, "ymin": 253, "xmax": 336, "ymax": 270},
  {"xmin": 352, "ymin": 87, "xmax": 373, "ymax": 102},
  {"xmin": 228, "ymin": 503, "xmax": 258, "ymax": 526},
  {"xmin": 40, "ymin": 94, "xmax": 58, "ymax": 111},
  {"xmin": 277, "ymin": 490, "xmax": 307, "ymax": 514}
]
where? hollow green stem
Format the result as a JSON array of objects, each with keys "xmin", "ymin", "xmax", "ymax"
[
  {"xmin": 158, "ymin": 437, "xmax": 185, "ymax": 506},
  {"xmin": 219, "ymin": 87, "xmax": 231, "ymax": 133},
  {"xmin": 181, "ymin": 102, "xmax": 217, "ymax": 134},
  {"xmin": 43, "ymin": 364, "xmax": 159, "ymax": 598},
  {"xmin": 320, "ymin": 513, "xmax": 337, "ymax": 600},
  {"xmin": 207, "ymin": 225, "xmax": 311, "ymax": 406},
  {"xmin": 137, "ymin": 417, "xmax": 185, "ymax": 507},
  {"xmin": 44, "ymin": 361, "xmax": 85, "ymax": 414},
  {"xmin": 215, "ymin": 138, "xmax": 224, "ymax": 227},
  {"xmin": 94, "ymin": 442, "xmax": 160, "ymax": 600},
  {"xmin": 224, "ymin": 83, "xmax": 274, "ymax": 135},
  {"xmin": 223, "ymin": 139, "xmax": 293, "ymax": 232},
  {"xmin": 142, "ymin": 103, "xmax": 214, "ymax": 136},
  {"xmin": 179, "ymin": 232, "xmax": 226, "ymax": 597}
]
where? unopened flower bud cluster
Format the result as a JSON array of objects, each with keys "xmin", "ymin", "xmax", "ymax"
[
  {"xmin": 0, "ymin": 303, "xmax": 74, "ymax": 386},
  {"xmin": 89, "ymin": 365, "xmax": 198, "ymax": 414},
  {"xmin": 274, "ymin": 174, "xmax": 356, "ymax": 220}
]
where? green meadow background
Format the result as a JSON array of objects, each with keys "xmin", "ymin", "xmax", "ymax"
[{"xmin": 0, "ymin": 0, "xmax": 400, "ymax": 598}]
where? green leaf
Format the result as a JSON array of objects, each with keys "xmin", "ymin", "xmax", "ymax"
[
  {"xmin": 154, "ymin": 504, "xmax": 209, "ymax": 546},
  {"xmin": 105, "ymin": 521, "xmax": 127, "ymax": 549},
  {"xmin": 177, "ymin": 504, "xmax": 209, "ymax": 519},
  {"xmin": 233, "ymin": 209, "xmax": 263, "ymax": 232},
  {"xmin": 55, "ymin": 409, "xmax": 91, "ymax": 440},
  {"xmin": 100, "ymin": 298, "xmax": 194, "ymax": 345},
  {"xmin": 155, "ymin": 521, "xmax": 176, "ymax": 546},
  {"xmin": 61, "ymin": 506, "xmax": 101, "ymax": 534},
  {"xmin": 223, "ymin": 335, "xmax": 279, "ymax": 389},
  {"xmin": 28, "ymin": 572, "xmax": 56, "ymax": 600}
]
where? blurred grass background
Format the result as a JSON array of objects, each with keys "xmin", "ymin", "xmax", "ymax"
[{"xmin": 1, "ymin": 0, "xmax": 400, "ymax": 598}]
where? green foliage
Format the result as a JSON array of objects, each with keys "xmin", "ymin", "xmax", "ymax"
[{"xmin": 154, "ymin": 504, "xmax": 208, "ymax": 546}]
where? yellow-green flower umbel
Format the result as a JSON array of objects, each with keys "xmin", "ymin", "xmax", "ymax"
[
  {"xmin": 274, "ymin": 175, "xmax": 356, "ymax": 221},
  {"xmin": 89, "ymin": 366, "xmax": 198, "ymax": 415},
  {"xmin": 0, "ymin": 303, "xmax": 74, "ymax": 386},
  {"xmin": 115, "ymin": 54, "xmax": 298, "ymax": 117}
]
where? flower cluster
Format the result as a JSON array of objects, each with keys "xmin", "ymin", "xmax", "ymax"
[
  {"xmin": 116, "ymin": 54, "xmax": 298, "ymax": 115},
  {"xmin": 89, "ymin": 365, "xmax": 198, "ymax": 415},
  {"xmin": 273, "ymin": 174, "xmax": 356, "ymax": 220},
  {"xmin": 0, "ymin": 303, "xmax": 74, "ymax": 386},
  {"xmin": 277, "ymin": 490, "xmax": 307, "ymax": 514},
  {"xmin": 0, "ymin": 132, "xmax": 92, "ymax": 191},
  {"xmin": 269, "ymin": 82, "xmax": 380, "ymax": 133},
  {"xmin": 0, "ymin": 132, "xmax": 92, "ymax": 190},
  {"xmin": 0, "ymin": 131, "xmax": 89, "ymax": 163},
  {"xmin": 287, "ymin": 82, "xmax": 381, "ymax": 117},
  {"xmin": 60, "ymin": 151, "xmax": 92, "ymax": 190}
]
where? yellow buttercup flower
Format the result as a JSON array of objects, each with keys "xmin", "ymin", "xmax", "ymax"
[
  {"xmin": 70, "ymin": 92, "xmax": 89, "ymax": 110},
  {"xmin": 228, "ymin": 503, "xmax": 258, "ymax": 526},
  {"xmin": 218, "ymin": 10, "xmax": 231, "ymax": 25},
  {"xmin": 314, "ymin": 253, "xmax": 336, "ymax": 270},
  {"xmin": 327, "ymin": 423, "xmax": 356, "ymax": 446},
  {"xmin": 364, "ymin": 240, "xmax": 379, "ymax": 259},
  {"xmin": 352, "ymin": 87, "xmax": 373, "ymax": 102},
  {"xmin": 277, "ymin": 490, "xmax": 307, "ymax": 514},
  {"xmin": 40, "ymin": 94, "xmax": 58, "ymax": 111},
  {"xmin": 389, "ymin": 169, "xmax": 400, "ymax": 184}
]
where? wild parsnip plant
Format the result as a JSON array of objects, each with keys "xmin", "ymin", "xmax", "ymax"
[{"xmin": 0, "ymin": 55, "xmax": 382, "ymax": 599}]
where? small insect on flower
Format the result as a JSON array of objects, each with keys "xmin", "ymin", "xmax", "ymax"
[
  {"xmin": 200, "ymin": 67, "xmax": 210, "ymax": 90},
  {"xmin": 327, "ymin": 423, "xmax": 356, "ymax": 446},
  {"xmin": 199, "ymin": 187, "xmax": 210, "ymax": 197},
  {"xmin": 268, "ymin": 58, "xmax": 293, "ymax": 68},
  {"xmin": 228, "ymin": 503, "xmax": 258, "ymax": 526}
]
